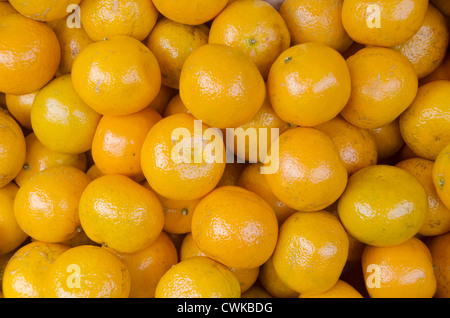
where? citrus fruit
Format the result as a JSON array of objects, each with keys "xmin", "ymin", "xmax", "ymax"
[
  {"xmin": 427, "ymin": 232, "xmax": 450, "ymax": 298},
  {"xmin": 8, "ymin": 0, "xmax": 80, "ymax": 21},
  {"xmin": 432, "ymin": 143, "xmax": 450, "ymax": 210}
]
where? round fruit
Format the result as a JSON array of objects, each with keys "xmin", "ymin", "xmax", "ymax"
[
  {"xmin": 179, "ymin": 43, "xmax": 265, "ymax": 129},
  {"xmin": 338, "ymin": 165, "xmax": 427, "ymax": 247},
  {"xmin": 367, "ymin": 119, "xmax": 404, "ymax": 161},
  {"xmin": 299, "ymin": 280, "xmax": 363, "ymax": 298},
  {"xmin": 191, "ymin": 185, "xmax": 278, "ymax": 269},
  {"xmin": 155, "ymin": 256, "xmax": 241, "ymax": 298},
  {"xmin": 140, "ymin": 113, "xmax": 226, "ymax": 201},
  {"xmin": 433, "ymin": 143, "xmax": 450, "ymax": 210},
  {"xmin": 43, "ymin": 245, "xmax": 131, "ymax": 298},
  {"xmin": 71, "ymin": 35, "xmax": 161, "ymax": 116},
  {"xmin": 362, "ymin": 237, "xmax": 436, "ymax": 298},
  {"xmin": 14, "ymin": 166, "xmax": 91, "ymax": 243},
  {"xmin": 340, "ymin": 47, "xmax": 418, "ymax": 129},
  {"xmin": 5, "ymin": 90, "xmax": 39, "ymax": 130},
  {"xmin": 0, "ymin": 110, "xmax": 26, "ymax": 188},
  {"xmin": 272, "ymin": 211, "xmax": 349, "ymax": 296},
  {"xmin": 341, "ymin": 0, "xmax": 429, "ymax": 47},
  {"xmin": 79, "ymin": 174, "xmax": 165, "ymax": 253},
  {"xmin": 209, "ymin": 0, "xmax": 291, "ymax": 79},
  {"xmin": 399, "ymin": 80, "xmax": 450, "ymax": 160},
  {"xmin": 8, "ymin": 0, "xmax": 80, "ymax": 21},
  {"xmin": 264, "ymin": 127, "xmax": 348, "ymax": 212},
  {"xmin": 427, "ymin": 232, "xmax": 450, "ymax": 298},
  {"xmin": 267, "ymin": 42, "xmax": 351, "ymax": 127}
]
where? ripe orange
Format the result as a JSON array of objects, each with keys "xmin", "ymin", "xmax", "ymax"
[
  {"xmin": 146, "ymin": 18, "xmax": 209, "ymax": 90},
  {"xmin": 71, "ymin": 35, "xmax": 161, "ymax": 116},
  {"xmin": 179, "ymin": 43, "xmax": 266, "ymax": 129},
  {"xmin": 191, "ymin": 185, "xmax": 278, "ymax": 269},
  {"xmin": 392, "ymin": 4, "xmax": 449, "ymax": 79},
  {"xmin": 151, "ymin": 0, "xmax": 228, "ymax": 25},
  {"xmin": 163, "ymin": 94, "xmax": 190, "ymax": 117},
  {"xmin": 433, "ymin": 143, "xmax": 450, "ymax": 210},
  {"xmin": 396, "ymin": 157, "xmax": 450, "ymax": 236},
  {"xmin": 209, "ymin": 0, "xmax": 291, "ymax": 79},
  {"xmin": 399, "ymin": 80, "xmax": 450, "ymax": 160},
  {"xmin": 14, "ymin": 166, "xmax": 91, "ymax": 243},
  {"xmin": 91, "ymin": 107, "xmax": 162, "ymax": 182},
  {"xmin": 265, "ymin": 127, "xmax": 348, "ymax": 212},
  {"xmin": 80, "ymin": 0, "xmax": 158, "ymax": 42},
  {"xmin": 140, "ymin": 113, "xmax": 226, "ymax": 201},
  {"xmin": 362, "ymin": 237, "xmax": 436, "ymax": 298},
  {"xmin": 0, "ymin": 14, "xmax": 60, "ymax": 95},
  {"xmin": 147, "ymin": 84, "xmax": 177, "ymax": 115},
  {"xmin": 427, "ymin": 232, "xmax": 450, "ymax": 298},
  {"xmin": 341, "ymin": 47, "xmax": 418, "ymax": 129},
  {"xmin": 267, "ymin": 42, "xmax": 351, "ymax": 127},
  {"xmin": 0, "ymin": 183, "xmax": 28, "ymax": 255},
  {"xmin": 342, "ymin": 0, "xmax": 429, "ymax": 47},
  {"xmin": 0, "ymin": 2, "xmax": 17, "ymax": 17},
  {"xmin": 14, "ymin": 132, "xmax": 87, "ymax": 187},
  {"xmin": 338, "ymin": 165, "xmax": 427, "ymax": 247},
  {"xmin": 0, "ymin": 110, "xmax": 26, "ymax": 188},
  {"xmin": 2, "ymin": 241, "xmax": 70, "ymax": 298},
  {"xmin": 155, "ymin": 256, "xmax": 241, "ymax": 298},
  {"xmin": 367, "ymin": 119, "xmax": 404, "ymax": 161},
  {"xmin": 105, "ymin": 231, "xmax": 178, "ymax": 298},
  {"xmin": 43, "ymin": 245, "xmax": 131, "ymax": 298},
  {"xmin": 279, "ymin": 0, "xmax": 353, "ymax": 52},
  {"xmin": 272, "ymin": 211, "xmax": 349, "ymax": 296},
  {"xmin": 31, "ymin": 74, "xmax": 102, "ymax": 155},
  {"xmin": 5, "ymin": 89, "xmax": 39, "ymax": 130},
  {"xmin": 79, "ymin": 174, "xmax": 165, "ymax": 253},
  {"xmin": 258, "ymin": 256, "xmax": 299, "ymax": 298},
  {"xmin": 299, "ymin": 280, "xmax": 363, "ymax": 298}
]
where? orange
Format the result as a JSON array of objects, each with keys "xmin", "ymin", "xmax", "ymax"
[
  {"xmin": 156, "ymin": 193, "xmax": 200, "ymax": 235},
  {"xmin": 420, "ymin": 53, "xmax": 450, "ymax": 85},
  {"xmin": 80, "ymin": 0, "xmax": 158, "ymax": 42},
  {"xmin": 396, "ymin": 157, "xmax": 450, "ymax": 236},
  {"xmin": 8, "ymin": 0, "xmax": 80, "ymax": 21},
  {"xmin": 340, "ymin": 47, "xmax": 418, "ymax": 129},
  {"xmin": 155, "ymin": 256, "xmax": 241, "ymax": 298},
  {"xmin": 264, "ymin": 127, "xmax": 348, "ymax": 212},
  {"xmin": 392, "ymin": 4, "xmax": 449, "ymax": 79},
  {"xmin": 5, "ymin": 89, "xmax": 39, "ymax": 130},
  {"xmin": 279, "ymin": 0, "xmax": 353, "ymax": 52},
  {"xmin": 14, "ymin": 132, "xmax": 87, "ymax": 187},
  {"xmin": 179, "ymin": 43, "xmax": 265, "ymax": 129},
  {"xmin": 105, "ymin": 231, "xmax": 178, "ymax": 298},
  {"xmin": 152, "ymin": 0, "xmax": 228, "ymax": 25},
  {"xmin": 79, "ymin": 174, "xmax": 164, "ymax": 253},
  {"xmin": 0, "ymin": 110, "xmax": 26, "ymax": 188},
  {"xmin": 179, "ymin": 233, "xmax": 259, "ymax": 293},
  {"xmin": 341, "ymin": 0, "xmax": 429, "ymax": 47},
  {"xmin": 209, "ymin": 0, "xmax": 290, "ymax": 80},
  {"xmin": 0, "ymin": 14, "xmax": 60, "ymax": 95},
  {"xmin": 272, "ymin": 211, "xmax": 349, "ymax": 296},
  {"xmin": 362, "ymin": 237, "xmax": 436, "ymax": 298},
  {"xmin": 91, "ymin": 107, "xmax": 162, "ymax": 182},
  {"xmin": 47, "ymin": 17, "xmax": 94, "ymax": 76},
  {"xmin": 147, "ymin": 84, "xmax": 177, "ymax": 115},
  {"xmin": 367, "ymin": 119, "xmax": 404, "ymax": 161},
  {"xmin": 433, "ymin": 143, "xmax": 450, "ymax": 210},
  {"xmin": 14, "ymin": 166, "xmax": 91, "ymax": 243},
  {"xmin": 241, "ymin": 285, "xmax": 273, "ymax": 298},
  {"xmin": 163, "ymin": 94, "xmax": 190, "ymax": 117},
  {"xmin": 31, "ymin": 74, "xmax": 101, "ymax": 155},
  {"xmin": 2, "ymin": 241, "xmax": 70, "ymax": 298},
  {"xmin": 267, "ymin": 42, "xmax": 351, "ymax": 127},
  {"xmin": 86, "ymin": 164, "xmax": 104, "ymax": 181},
  {"xmin": 299, "ymin": 280, "xmax": 363, "ymax": 298},
  {"xmin": 314, "ymin": 115, "xmax": 378, "ymax": 175},
  {"xmin": 227, "ymin": 97, "xmax": 290, "ymax": 163},
  {"xmin": 191, "ymin": 185, "xmax": 278, "ymax": 269},
  {"xmin": 146, "ymin": 18, "xmax": 209, "ymax": 89},
  {"xmin": 338, "ymin": 165, "xmax": 427, "ymax": 247},
  {"xmin": 258, "ymin": 256, "xmax": 299, "ymax": 298},
  {"xmin": 399, "ymin": 80, "xmax": 450, "ymax": 160},
  {"xmin": 237, "ymin": 162, "xmax": 295, "ymax": 225},
  {"xmin": 0, "ymin": 183, "xmax": 28, "ymax": 255},
  {"xmin": 140, "ymin": 113, "xmax": 226, "ymax": 201},
  {"xmin": 0, "ymin": 2, "xmax": 17, "ymax": 18},
  {"xmin": 427, "ymin": 232, "xmax": 450, "ymax": 297},
  {"xmin": 43, "ymin": 245, "xmax": 131, "ymax": 298},
  {"xmin": 71, "ymin": 35, "xmax": 161, "ymax": 116}
]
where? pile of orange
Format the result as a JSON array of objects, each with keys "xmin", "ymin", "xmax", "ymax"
[{"xmin": 0, "ymin": 0, "xmax": 450, "ymax": 299}]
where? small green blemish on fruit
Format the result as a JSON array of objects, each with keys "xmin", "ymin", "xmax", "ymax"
[
  {"xmin": 249, "ymin": 38, "xmax": 256, "ymax": 45},
  {"xmin": 23, "ymin": 163, "xmax": 30, "ymax": 171},
  {"xmin": 285, "ymin": 56, "xmax": 292, "ymax": 64},
  {"xmin": 181, "ymin": 208, "xmax": 189, "ymax": 216},
  {"xmin": 439, "ymin": 177, "xmax": 445, "ymax": 187}
]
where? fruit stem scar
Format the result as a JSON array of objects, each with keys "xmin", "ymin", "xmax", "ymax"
[
  {"xmin": 285, "ymin": 56, "xmax": 292, "ymax": 64},
  {"xmin": 249, "ymin": 38, "xmax": 256, "ymax": 45},
  {"xmin": 181, "ymin": 208, "xmax": 189, "ymax": 215},
  {"xmin": 439, "ymin": 177, "xmax": 445, "ymax": 187}
]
